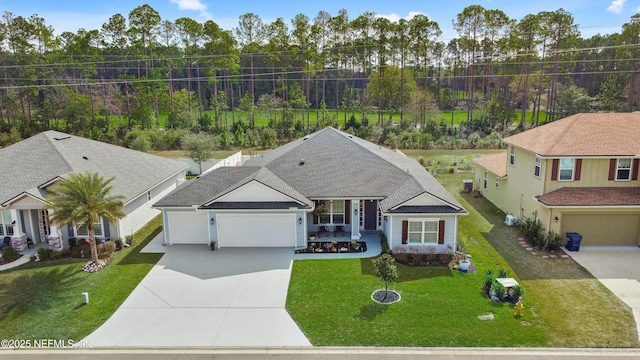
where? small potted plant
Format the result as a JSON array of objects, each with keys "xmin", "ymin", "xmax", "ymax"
[
  {"xmin": 459, "ymin": 254, "xmax": 471, "ymax": 271},
  {"xmin": 308, "ymin": 233, "xmax": 316, "ymax": 241},
  {"xmin": 209, "ymin": 241, "xmax": 217, "ymax": 251}
]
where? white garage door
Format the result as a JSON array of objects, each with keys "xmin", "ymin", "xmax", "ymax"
[
  {"xmin": 217, "ymin": 213, "xmax": 295, "ymax": 247},
  {"xmin": 168, "ymin": 212, "xmax": 209, "ymax": 244}
]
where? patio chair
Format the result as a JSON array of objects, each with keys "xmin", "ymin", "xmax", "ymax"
[
  {"xmin": 2, "ymin": 237, "xmax": 11, "ymax": 250},
  {"xmin": 334, "ymin": 225, "xmax": 345, "ymax": 238},
  {"xmin": 318, "ymin": 225, "xmax": 330, "ymax": 238}
]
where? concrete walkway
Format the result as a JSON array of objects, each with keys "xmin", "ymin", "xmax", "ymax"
[
  {"xmin": 83, "ymin": 246, "xmax": 311, "ymax": 347},
  {"xmin": 566, "ymin": 246, "xmax": 640, "ymax": 341},
  {"xmin": 0, "ymin": 242, "xmax": 47, "ymax": 272}
]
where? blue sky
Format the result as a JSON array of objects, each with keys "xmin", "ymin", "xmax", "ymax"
[{"xmin": 1, "ymin": 0, "xmax": 639, "ymax": 40}]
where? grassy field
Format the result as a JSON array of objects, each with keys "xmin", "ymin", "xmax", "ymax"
[
  {"xmin": 287, "ymin": 149, "xmax": 639, "ymax": 347},
  {"xmin": 109, "ymin": 109, "xmax": 546, "ymax": 130},
  {"xmin": 0, "ymin": 216, "xmax": 163, "ymax": 341}
]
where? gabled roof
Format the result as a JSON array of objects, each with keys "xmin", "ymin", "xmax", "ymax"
[
  {"xmin": 536, "ymin": 187, "xmax": 640, "ymax": 207},
  {"xmin": 0, "ymin": 130, "xmax": 188, "ymax": 205},
  {"xmin": 472, "ymin": 152, "xmax": 508, "ymax": 177},
  {"xmin": 156, "ymin": 127, "xmax": 465, "ymax": 214},
  {"xmin": 503, "ymin": 112, "xmax": 640, "ymax": 157}
]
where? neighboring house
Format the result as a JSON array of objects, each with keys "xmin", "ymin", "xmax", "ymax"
[
  {"xmin": 473, "ymin": 112, "xmax": 640, "ymax": 246},
  {"xmin": 0, "ymin": 130, "xmax": 188, "ymax": 250},
  {"xmin": 154, "ymin": 127, "xmax": 467, "ymax": 252}
]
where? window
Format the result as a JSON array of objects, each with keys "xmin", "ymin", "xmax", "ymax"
[
  {"xmin": 0, "ymin": 210, "xmax": 13, "ymax": 236},
  {"xmin": 559, "ymin": 158, "xmax": 574, "ymax": 181},
  {"xmin": 76, "ymin": 220, "xmax": 103, "ymax": 237},
  {"xmin": 616, "ymin": 158, "xmax": 632, "ymax": 181},
  {"xmin": 534, "ymin": 156, "xmax": 541, "ymax": 178},
  {"xmin": 147, "ymin": 190, "xmax": 152, "ymax": 202},
  {"xmin": 318, "ymin": 200, "xmax": 346, "ymax": 224},
  {"xmin": 408, "ymin": 220, "xmax": 438, "ymax": 244},
  {"xmin": 483, "ymin": 170, "xmax": 488, "ymax": 190},
  {"xmin": 495, "ymin": 176, "xmax": 500, "ymax": 189},
  {"xmin": 509, "ymin": 146, "xmax": 516, "ymax": 166}
]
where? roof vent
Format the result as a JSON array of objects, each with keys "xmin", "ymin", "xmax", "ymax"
[
  {"xmin": 54, "ymin": 136, "xmax": 71, "ymax": 141},
  {"xmin": 348, "ymin": 135, "xmax": 353, "ymax": 138},
  {"xmin": 299, "ymin": 159, "xmax": 305, "ymax": 166},
  {"xmin": 303, "ymin": 136, "xmax": 310, "ymax": 140},
  {"xmin": 82, "ymin": 156, "xmax": 88, "ymax": 160}
]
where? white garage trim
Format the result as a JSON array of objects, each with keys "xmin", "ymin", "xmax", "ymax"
[
  {"xmin": 217, "ymin": 213, "xmax": 296, "ymax": 247},
  {"xmin": 167, "ymin": 211, "xmax": 209, "ymax": 245}
]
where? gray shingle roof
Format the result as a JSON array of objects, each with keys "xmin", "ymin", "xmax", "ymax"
[
  {"xmin": 0, "ymin": 130, "xmax": 188, "ymax": 205},
  {"xmin": 156, "ymin": 127, "xmax": 465, "ymax": 214}
]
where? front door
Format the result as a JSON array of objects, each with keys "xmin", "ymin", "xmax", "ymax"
[{"xmin": 364, "ymin": 200, "xmax": 377, "ymax": 231}]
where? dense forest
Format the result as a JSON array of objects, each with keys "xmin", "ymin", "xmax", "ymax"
[{"xmin": 1, "ymin": 4, "xmax": 639, "ymax": 149}]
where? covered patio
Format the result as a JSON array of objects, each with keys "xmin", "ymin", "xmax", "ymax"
[{"xmin": 294, "ymin": 232, "xmax": 381, "ymax": 260}]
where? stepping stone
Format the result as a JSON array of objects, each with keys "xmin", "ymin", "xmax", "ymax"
[
  {"xmin": 526, "ymin": 247, "xmax": 533, "ymax": 251},
  {"xmin": 541, "ymin": 255, "xmax": 549, "ymax": 259},
  {"xmin": 521, "ymin": 243, "xmax": 529, "ymax": 247},
  {"xmin": 477, "ymin": 313, "xmax": 495, "ymax": 321},
  {"xmin": 549, "ymin": 254, "xmax": 557, "ymax": 258},
  {"xmin": 517, "ymin": 237, "xmax": 525, "ymax": 241},
  {"xmin": 561, "ymin": 255, "xmax": 570, "ymax": 259},
  {"xmin": 531, "ymin": 252, "xmax": 538, "ymax": 256}
]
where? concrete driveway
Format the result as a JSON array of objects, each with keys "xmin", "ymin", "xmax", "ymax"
[
  {"xmin": 567, "ymin": 246, "xmax": 640, "ymax": 340},
  {"xmin": 83, "ymin": 246, "xmax": 311, "ymax": 347}
]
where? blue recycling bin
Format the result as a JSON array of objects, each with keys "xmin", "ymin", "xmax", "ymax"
[{"xmin": 566, "ymin": 232, "xmax": 582, "ymax": 251}]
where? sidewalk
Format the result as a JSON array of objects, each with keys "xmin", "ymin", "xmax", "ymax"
[{"xmin": 0, "ymin": 242, "xmax": 46, "ymax": 271}]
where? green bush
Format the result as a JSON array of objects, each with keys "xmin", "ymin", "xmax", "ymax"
[
  {"xmin": 482, "ymin": 270, "xmax": 495, "ymax": 296},
  {"xmin": 37, "ymin": 247, "xmax": 53, "ymax": 261},
  {"xmin": 518, "ymin": 216, "xmax": 546, "ymax": 249},
  {"xmin": 125, "ymin": 235, "xmax": 134, "ymax": 247},
  {"xmin": 491, "ymin": 281, "xmax": 507, "ymax": 302},
  {"xmin": 115, "ymin": 238, "xmax": 123, "ymax": 250},
  {"xmin": 378, "ymin": 232, "xmax": 390, "ymax": 254},
  {"xmin": 545, "ymin": 230, "xmax": 563, "ymax": 251},
  {"xmin": 498, "ymin": 269, "xmax": 509, "ymax": 278},
  {"xmin": 2, "ymin": 247, "xmax": 20, "ymax": 262},
  {"xmin": 68, "ymin": 237, "xmax": 77, "ymax": 248},
  {"xmin": 98, "ymin": 241, "xmax": 117, "ymax": 259},
  {"xmin": 510, "ymin": 284, "xmax": 525, "ymax": 303},
  {"xmin": 59, "ymin": 248, "xmax": 71, "ymax": 258}
]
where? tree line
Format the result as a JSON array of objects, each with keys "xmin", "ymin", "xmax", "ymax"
[{"xmin": 1, "ymin": 4, "xmax": 639, "ymax": 147}]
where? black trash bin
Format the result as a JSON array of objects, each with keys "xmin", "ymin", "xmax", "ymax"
[{"xmin": 566, "ymin": 232, "xmax": 582, "ymax": 251}]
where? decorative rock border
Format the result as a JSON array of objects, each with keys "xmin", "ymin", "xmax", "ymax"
[{"xmin": 371, "ymin": 289, "xmax": 401, "ymax": 304}]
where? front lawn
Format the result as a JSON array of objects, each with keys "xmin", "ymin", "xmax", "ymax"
[
  {"xmin": 287, "ymin": 157, "xmax": 639, "ymax": 347},
  {"xmin": 0, "ymin": 216, "xmax": 163, "ymax": 341}
]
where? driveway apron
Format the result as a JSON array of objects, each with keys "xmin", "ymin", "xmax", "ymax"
[
  {"xmin": 567, "ymin": 246, "xmax": 640, "ymax": 342},
  {"xmin": 83, "ymin": 246, "xmax": 311, "ymax": 347}
]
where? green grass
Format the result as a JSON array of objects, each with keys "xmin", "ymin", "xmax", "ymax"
[
  {"xmin": 287, "ymin": 151, "xmax": 639, "ymax": 347},
  {"xmin": 0, "ymin": 216, "xmax": 163, "ymax": 341}
]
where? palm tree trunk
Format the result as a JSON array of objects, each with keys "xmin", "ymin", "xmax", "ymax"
[{"xmin": 88, "ymin": 223, "xmax": 99, "ymax": 263}]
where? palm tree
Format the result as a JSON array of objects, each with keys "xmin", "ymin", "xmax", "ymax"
[{"xmin": 46, "ymin": 172, "xmax": 125, "ymax": 264}]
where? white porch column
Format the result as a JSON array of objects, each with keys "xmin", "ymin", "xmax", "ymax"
[
  {"xmin": 9, "ymin": 209, "xmax": 23, "ymax": 236},
  {"xmin": 351, "ymin": 200, "xmax": 361, "ymax": 240},
  {"xmin": 45, "ymin": 209, "xmax": 62, "ymax": 250}
]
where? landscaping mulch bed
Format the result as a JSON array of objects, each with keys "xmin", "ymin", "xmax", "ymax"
[{"xmin": 295, "ymin": 241, "xmax": 367, "ymax": 254}]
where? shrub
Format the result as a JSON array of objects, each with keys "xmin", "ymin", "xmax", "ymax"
[
  {"xmin": 70, "ymin": 246, "xmax": 81, "ymax": 257},
  {"xmin": 498, "ymin": 269, "xmax": 509, "ymax": 278},
  {"xmin": 482, "ymin": 270, "xmax": 495, "ymax": 295},
  {"xmin": 37, "ymin": 247, "xmax": 53, "ymax": 261},
  {"xmin": 2, "ymin": 247, "xmax": 20, "ymax": 262},
  {"xmin": 68, "ymin": 237, "xmax": 77, "ymax": 248},
  {"xmin": 378, "ymin": 232, "xmax": 390, "ymax": 254},
  {"xmin": 125, "ymin": 235, "xmax": 134, "ymax": 247},
  {"xmin": 98, "ymin": 241, "xmax": 117, "ymax": 259},
  {"xmin": 49, "ymin": 251, "xmax": 62, "ymax": 260},
  {"xmin": 115, "ymin": 238, "xmax": 123, "ymax": 250},
  {"xmin": 545, "ymin": 230, "xmax": 563, "ymax": 251},
  {"xmin": 59, "ymin": 248, "xmax": 71, "ymax": 258},
  {"xmin": 491, "ymin": 281, "xmax": 507, "ymax": 302},
  {"xmin": 510, "ymin": 284, "xmax": 525, "ymax": 304},
  {"xmin": 518, "ymin": 216, "xmax": 545, "ymax": 249},
  {"xmin": 29, "ymin": 254, "xmax": 37, "ymax": 262}
]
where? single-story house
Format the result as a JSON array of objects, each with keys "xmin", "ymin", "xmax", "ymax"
[
  {"xmin": 154, "ymin": 127, "xmax": 467, "ymax": 252},
  {"xmin": 0, "ymin": 130, "xmax": 188, "ymax": 250}
]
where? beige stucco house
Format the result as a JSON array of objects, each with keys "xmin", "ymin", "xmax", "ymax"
[{"xmin": 473, "ymin": 112, "xmax": 640, "ymax": 246}]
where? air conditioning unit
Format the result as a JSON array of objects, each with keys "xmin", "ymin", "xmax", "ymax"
[{"xmin": 505, "ymin": 214, "xmax": 517, "ymax": 226}]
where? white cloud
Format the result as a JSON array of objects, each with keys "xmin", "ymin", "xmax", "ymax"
[
  {"xmin": 169, "ymin": 0, "xmax": 211, "ymax": 20},
  {"xmin": 375, "ymin": 11, "xmax": 425, "ymax": 23},
  {"xmin": 607, "ymin": 0, "xmax": 626, "ymax": 14}
]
